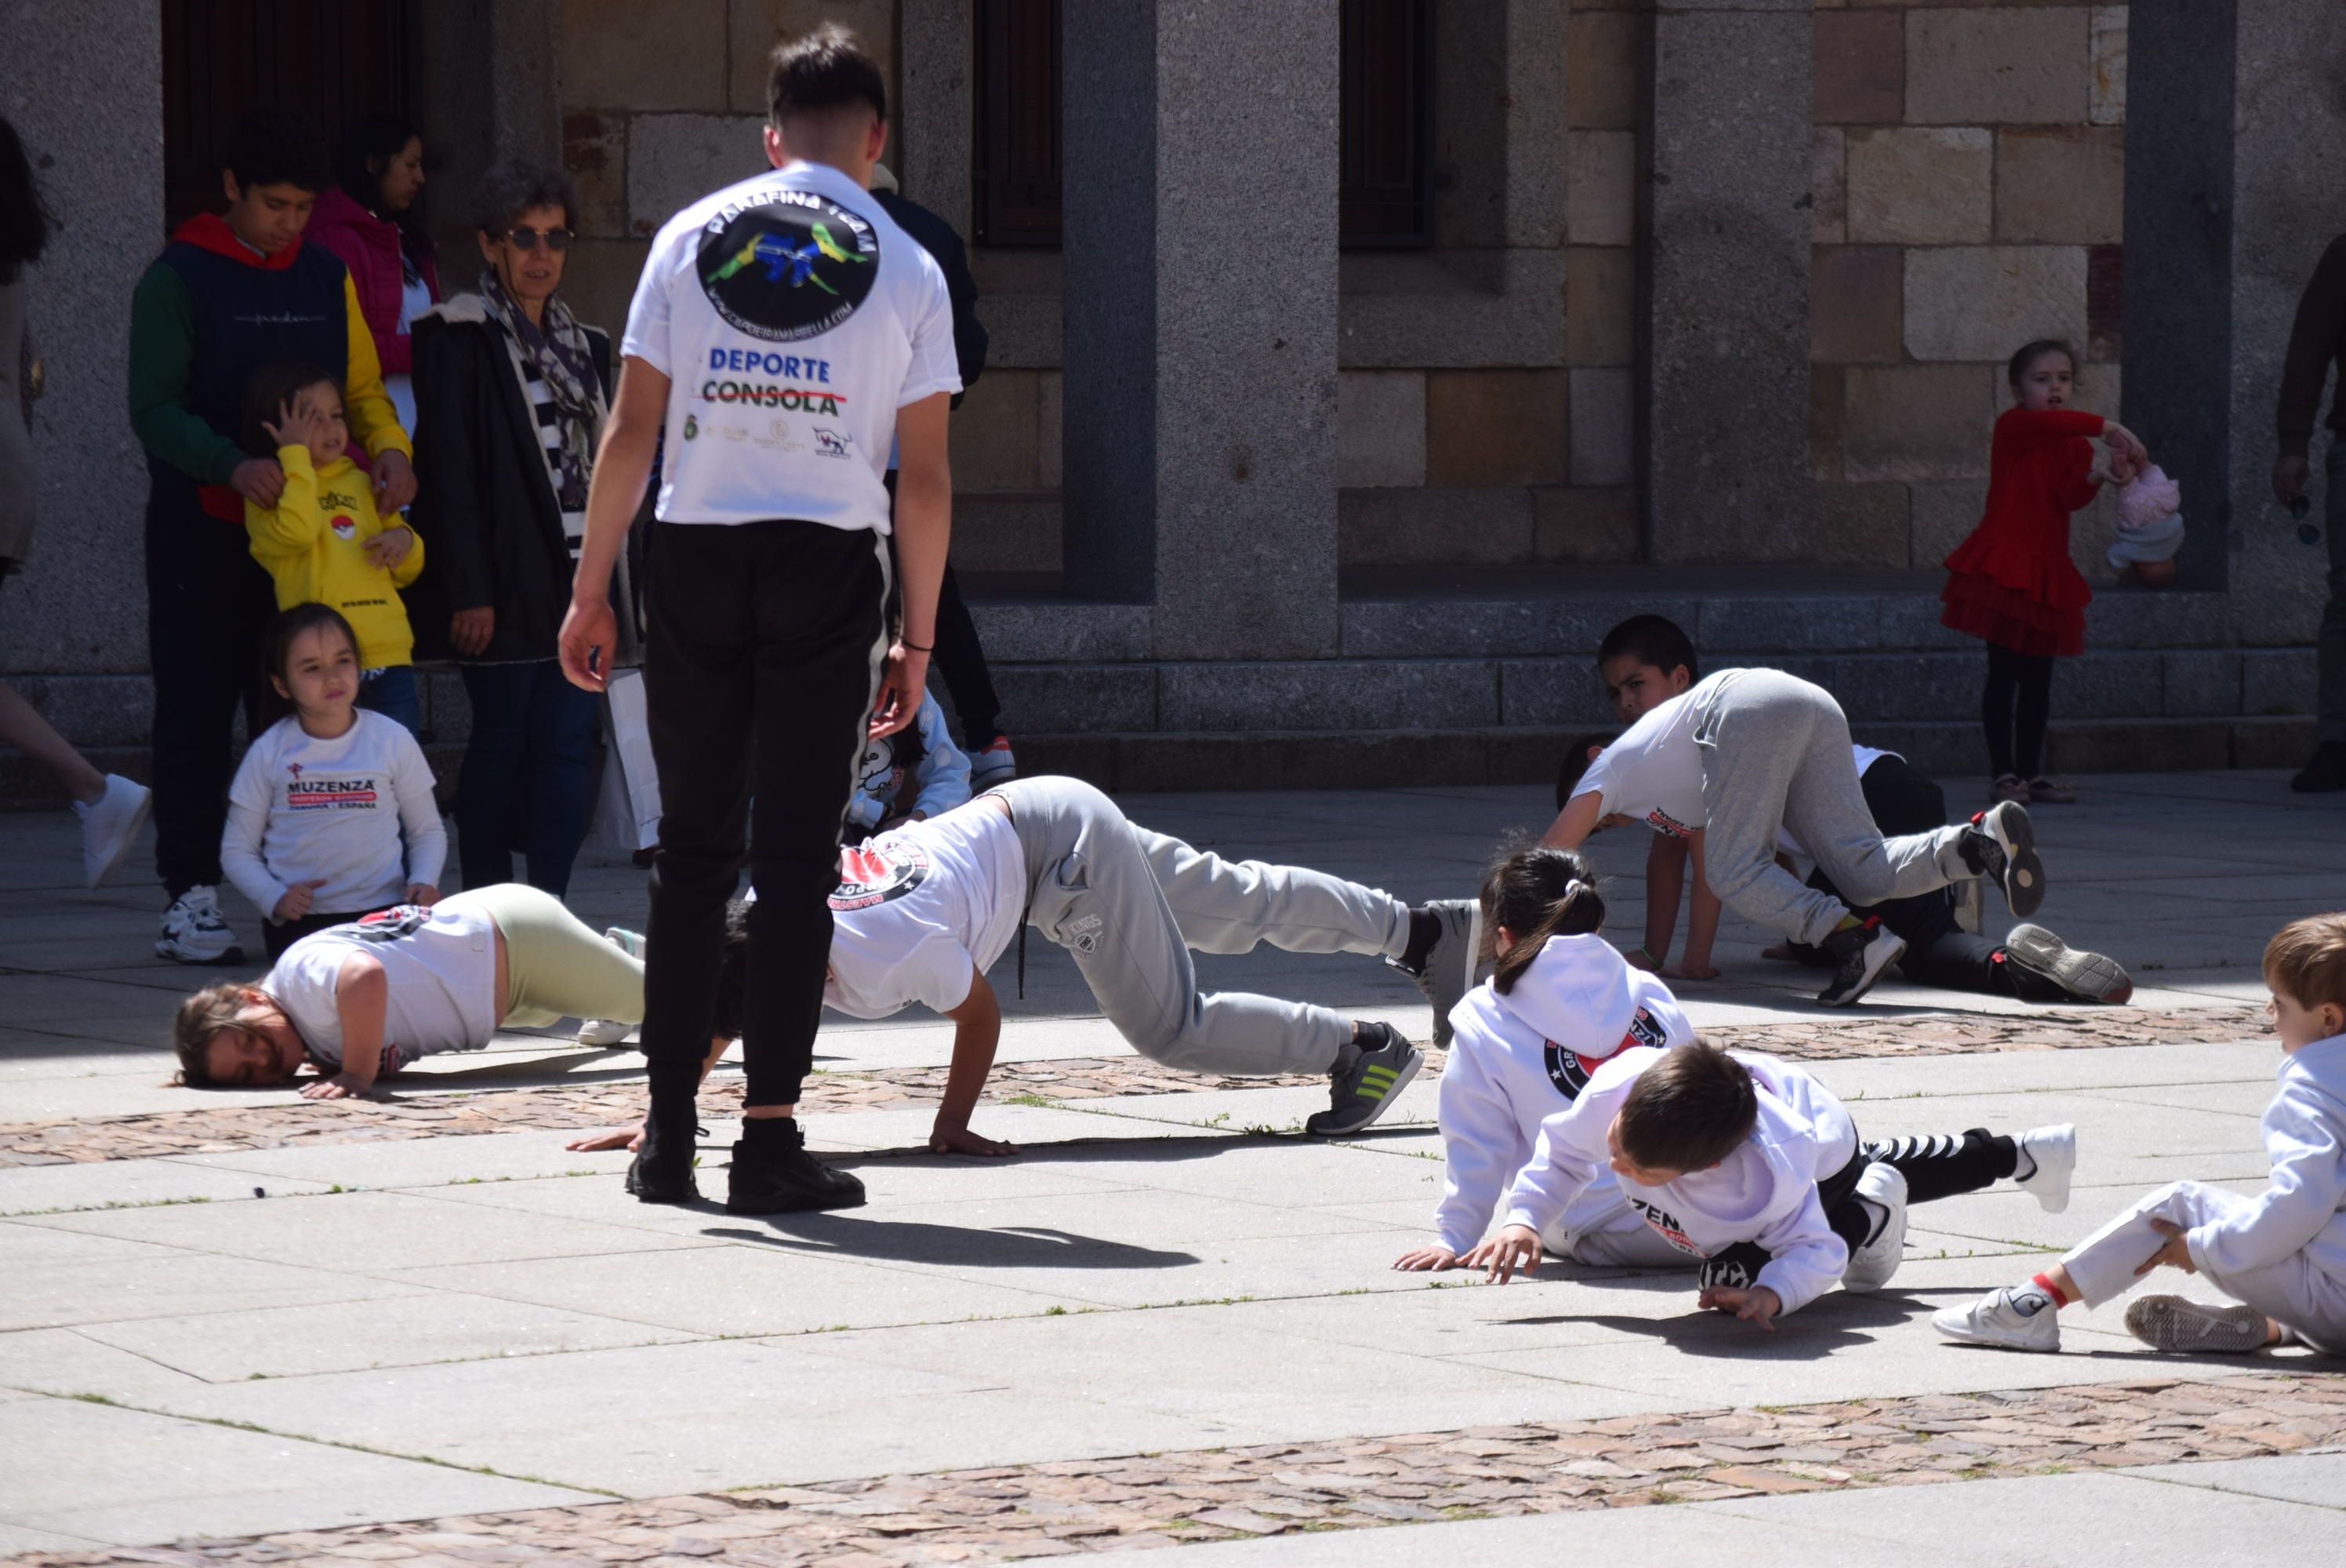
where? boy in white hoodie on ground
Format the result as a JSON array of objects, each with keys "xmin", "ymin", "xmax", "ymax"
[
  {"xmin": 1936, "ymin": 912, "xmax": 2346, "ymax": 1356},
  {"xmin": 1393, "ymin": 844, "xmax": 1701, "ymax": 1272},
  {"xmin": 1469, "ymin": 1038, "xmax": 2076, "ymax": 1331}
]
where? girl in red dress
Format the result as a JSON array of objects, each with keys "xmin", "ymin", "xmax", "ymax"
[{"xmin": 1941, "ymin": 340, "xmax": 2148, "ymax": 805}]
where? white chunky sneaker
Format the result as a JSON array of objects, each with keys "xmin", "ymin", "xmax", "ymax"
[
  {"xmin": 1841, "ymin": 1162, "xmax": 1909, "ymax": 1291},
  {"xmin": 2124, "ymin": 1295, "xmax": 2271, "ymax": 1355},
  {"xmin": 2014, "ymin": 1123, "xmax": 2076, "ymax": 1213},
  {"xmin": 1934, "ymin": 1283, "xmax": 2062, "ymax": 1352},
  {"xmin": 76, "ymin": 774, "xmax": 151, "ymax": 889},
  {"xmin": 156, "ymin": 885, "xmax": 242, "ymax": 964}
]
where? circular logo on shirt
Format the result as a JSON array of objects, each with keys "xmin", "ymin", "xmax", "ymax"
[
  {"xmin": 830, "ymin": 840, "xmax": 929, "ymax": 912},
  {"xmin": 330, "ymin": 514, "xmax": 358, "ymax": 539},
  {"xmin": 1542, "ymin": 1007, "xmax": 1667, "ymax": 1100},
  {"xmin": 695, "ymin": 194, "xmax": 880, "ymax": 343}
]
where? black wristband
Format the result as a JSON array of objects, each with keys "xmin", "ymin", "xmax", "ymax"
[{"xmin": 902, "ymin": 639, "xmax": 935, "ymax": 653}]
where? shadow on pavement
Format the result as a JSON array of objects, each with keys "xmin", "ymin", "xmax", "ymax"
[{"xmin": 704, "ymin": 1216, "xmax": 1200, "ymax": 1270}]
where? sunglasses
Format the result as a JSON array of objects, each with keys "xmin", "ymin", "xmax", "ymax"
[{"xmin": 498, "ymin": 226, "xmax": 573, "ymax": 252}]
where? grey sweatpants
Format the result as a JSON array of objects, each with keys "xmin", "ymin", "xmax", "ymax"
[
  {"xmin": 1698, "ymin": 670, "xmax": 1977, "ymax": 946},
  {"xmin": 996, "ymin": 777, "xmax": 1411, "ymax": 1076}
]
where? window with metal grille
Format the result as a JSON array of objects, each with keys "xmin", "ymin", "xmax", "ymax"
[{"xmin": 972, "ymin": 0, "xmax": 1431, "ymax": 249}]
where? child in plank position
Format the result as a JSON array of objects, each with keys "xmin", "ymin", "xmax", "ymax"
[
  {"xmin": 170, "ymin": 885, "xmax": 726, "ymax": 1102},
  {"xmin": 613, "ymin": 775, "xmax": 1465, "ymax": 1166},
  {"xmin": 1936, "ymin": 913, "xmax": 2346, "ymax": 1357},
  {"xmin": 1392, "ymin": 844, "xmax": 1703, "ymax": 1274},
  {"xmin": 1548, "ymin": 664, "xmax": 2046, "ymax": 1007},
  {"xmin": 1467, "ymin": 1040, "xmax": 2076, "ymax": 1331},
  {"xmin": 1589, "ymin": 615, "xmax": 2127, "ymax": 1005}
]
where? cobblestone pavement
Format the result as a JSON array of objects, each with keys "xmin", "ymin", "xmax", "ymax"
[
  {"xmin": 0, "ymin": 1004, "xmax": 2268, "ymax": 1167},
  {"xmin": 11, "ymin": 1373, "xmax": 2340, "ymax": 1566}
]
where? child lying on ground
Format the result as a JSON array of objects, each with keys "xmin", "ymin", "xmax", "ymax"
[
  {"xmin": 1936, "ymin": 912, "xmax": 2346, "ymax": 1356},
  {"xmin": 1468, "ymin": 1040, "xmax": 2075, "ymax": 1331},
  {"xmin": 172, "ymin": 884, "xmax": 726, "ymax": 1098},
  {"xmin": 1392, "ymin": 844, "xmax": 1701, "ymax": 1274},
  {"xmin": 1588, "ymin": 613, "xmax": 2128, "ymax": 1004},
  {"xmin": 1547, "ymin": 663, "xmax": 2045, "ymax": 1007}
]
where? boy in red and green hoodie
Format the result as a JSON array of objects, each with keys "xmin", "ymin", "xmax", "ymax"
[{"xmin": 129, "ymin": 107, "xmax": 415, "ymax": 964}]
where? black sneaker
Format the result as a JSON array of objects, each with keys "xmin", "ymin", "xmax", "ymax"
[
  {"xmin": 1817, "ymin": 916, "xmax": 1906, "ymax": 1007},
  {"xmin": 1961, "ymin": 801, "xmax": 2046, "ymax": 919},
  {"xmin": 726, "ymin": 1118, "xmax": 866, "ymax": 1214},
  {"xmin": 1305, "ymin": 1022, "xmax": 1424, "ymax": 1136},
  {"xmin": 1999, "ymin": 923, "xmax": 2132, "ymax": 1004},
  {"xmin": 1385, "ymin": 898, "xmax": 1478, "ymax": 1047},
  {"xmin": 2292, "ymin": 740, "xmax": 2346, "ymax": 793},
  {"xmin": 626, "ymin": 1117, "xmax": 701, "ymax": 1205}
]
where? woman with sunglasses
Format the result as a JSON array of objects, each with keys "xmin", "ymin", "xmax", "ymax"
[{"xmin": 412, "ymin": 162, "xmax": 634, "ymax": 898}]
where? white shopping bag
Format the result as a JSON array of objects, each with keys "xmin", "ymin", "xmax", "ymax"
[{"xmin": 586, "ymin": 666, "xmax": 663, "ymax": 857}]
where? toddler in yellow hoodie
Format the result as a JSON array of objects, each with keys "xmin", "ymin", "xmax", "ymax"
[{"xmin": 240, "ymin": 362, "xmax": 425, "ymax": 732}]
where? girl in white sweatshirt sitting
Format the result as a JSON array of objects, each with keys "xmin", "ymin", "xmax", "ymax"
[
  {"xmin": 221, "ymin": 605, "xmax": 446, "ymax": 960},
  {"xmin": 1393, "ymin": 845, "xmax": 1701, "ymax": 1273}
]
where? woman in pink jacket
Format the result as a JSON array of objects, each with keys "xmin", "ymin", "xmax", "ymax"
[{"xmin": 308, "ymin": 114, "xmax": 441, "ymax": 434}]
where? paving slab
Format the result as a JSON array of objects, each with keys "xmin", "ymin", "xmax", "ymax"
[
  {"xmin": 2127, "ymin": 1450, "xmax": 2346, "ymax": 1510},
  {"xmin": 0, "ymin": 1156, "xmax": 338, "ymax": 1216},
  {"xmin": 0, "ymin": 1395, "xmax": 603, "ymax": 1545}
]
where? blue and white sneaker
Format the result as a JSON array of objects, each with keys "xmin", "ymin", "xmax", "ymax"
[
  {"xmin": 969, "ymin": 736, "xmax": 1017, "ymax": 789},
  {"xmin": 156, "ymin": 885, "xmax": 242, "ymax": 965}
]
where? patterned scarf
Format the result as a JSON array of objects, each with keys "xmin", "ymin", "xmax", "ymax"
[{"xmin": 477, "ymin": 269, "xmax": 603, "ymax": 510}]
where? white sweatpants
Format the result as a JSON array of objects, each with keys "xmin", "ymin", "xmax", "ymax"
[{"xmin": 2060, "ymin": 1179, "xmax": 2346, "ymax": 1355}]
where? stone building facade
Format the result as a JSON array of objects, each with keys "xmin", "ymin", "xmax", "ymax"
[{"xmin": 2, "ymin": 0, "xmax": 2342, "ymax": 801}]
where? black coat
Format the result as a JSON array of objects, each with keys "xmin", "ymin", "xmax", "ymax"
[
  {"xmin": 873, "ymin": 191, "xmax": 989, "ymax": 405},
  {"xmin": 408, "ymin": 298, "xmax": 617, "ymax": 664}
]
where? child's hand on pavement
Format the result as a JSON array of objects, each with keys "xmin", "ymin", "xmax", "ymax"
[
  {"xmin": 273, "ymin": 879, "xmax": 326, "ymax": 923},
  {"xmin": 565, "ymin": 1121, "xmax": 645, "ymax": 1153},
  {"xmin": 1392, "ymin": 1244, "xmax": 1461, "ymax": 1272},
  {"xmin": 929, "ymin": 1122, "xmax": 1022, "ymax": 1158},
  {"xmin": 2134, "ymin": 1217, "xmax": 2198, "ymax": 1276},
  {"xmin": 1466, "ymin": 1225, "xmax": 1543, "ymax": 1284},
  {"xmin": 1697, "ymin": 1283, "xmax": 1782, "ymax": 1330},
  {"xmin": 300, "ymin": 1073, "xmax": 374, "ymax": 1101},
  {"xmin": 365, "ymin": 524, "xmax": 416, "ymax": 572}
]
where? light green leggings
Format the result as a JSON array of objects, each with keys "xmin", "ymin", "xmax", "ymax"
[{"xmin": 457, "ymin": 884, "xmax": 645, "ymax": 1029}]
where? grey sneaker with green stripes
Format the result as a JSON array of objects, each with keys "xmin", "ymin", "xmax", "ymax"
[{"xmin": 1305, "ymin": 1021, "xmax": 1423, "ymax": 1137}]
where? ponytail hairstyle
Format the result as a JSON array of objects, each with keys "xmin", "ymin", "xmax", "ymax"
[{"xmin": 1480, "ymin": 840, "xmax": 1607, "ymax": 996}]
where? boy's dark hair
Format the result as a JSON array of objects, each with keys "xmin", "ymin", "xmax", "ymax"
[
  {"xmin": 768, "ymin": 25, "xmax": 888, "ymax": 129},
  {"xmin": 1480, "ymin": 843, "xmax": 1607, "ymax": 996},
  {"xmin": 223, "ymin": 107, "xmax": 331, "ymax": 196},
  {"xmin": 0, "ymin": 114, "xmax": 53, "ymax": 281},
  {"xmin": 267, "ymin": 603, "xmax": 361, "ymax": 682},
  {"xmin": 474, "ymin": 158, "xmax": 579, "ymax": 238},
  {"xmin": 711, "ymin": 898, "xmax": 754, "ymax": 1044},
  {"xmin": 1615, "ymin": 1039, "xmax": 1759, "ymax": 1174},
  {"xmin": 239, "ymin": 361, "xmax": 339, "ymax": 458},
  {"xmin": 2006, "ymin": 338, "xmax": 2077, "ymax": 387},
  {"xmin": 1556, "ymin": 732, "xmax": 1616, "ymax": 811},
  {"xmin": 1597, "ymin": 615, "xmax": 1698, "ymax": 684},
  {"xmin": 2264, "ymin": 913, "xmax": 2346, "ymax": 1014}
]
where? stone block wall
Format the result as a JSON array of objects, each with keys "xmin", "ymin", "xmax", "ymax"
[
  {"xmin": 558, "ymin": 0, "xmax": 896, "ymax": 341},
  {"xmin": 1809, "ymin": 2, "xmax": 2130, "ymax": 578}
]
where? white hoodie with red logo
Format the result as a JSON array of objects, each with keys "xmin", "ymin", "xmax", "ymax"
[{"xmin": 1432, "ymin": 933, "xmax": 1694, "ymax": 1254}]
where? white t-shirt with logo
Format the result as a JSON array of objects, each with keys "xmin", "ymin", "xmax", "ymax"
[
  {"xmin": 1575, "ymin": 670, "xmax": 1751, "ymax": 840},
  {"xmin": 221, "ymin": 712, "xmax": 448, "ymax": 920},
  {"xmin": 263, "ymin": 898, "xmax": 500, "ymax": 1073},
  {"xmin": 623, "ymin": 159, "xmax": 961, "ymax": 532},
  {"xmin": 823, "ymin": 806, "xmax": 1027, "ymax": 1019}
]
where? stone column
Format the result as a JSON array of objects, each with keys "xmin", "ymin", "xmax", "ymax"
[
  {"xmin": 1060, "ymin": 0, "xmax": 1341, "ymax": 660},
  {"xmin": 0, "ymin": 0, "xmax": 164, "ymax": 696},
  {"xmin": 2126, "ymin": 0, "xmax": 2346, "ymax": 626},
  {"xmin": 419, "ymin": 0, "xmax": 564, "ymax": 266},
  {"xmin": 1643, "ymin": 2, "xmax": 1814, "ymax": 564}
]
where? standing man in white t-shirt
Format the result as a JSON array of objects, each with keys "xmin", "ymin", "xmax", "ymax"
[{"xmin": 558, "ymin": 27, "xmax": 961, "ymax": 1212}]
